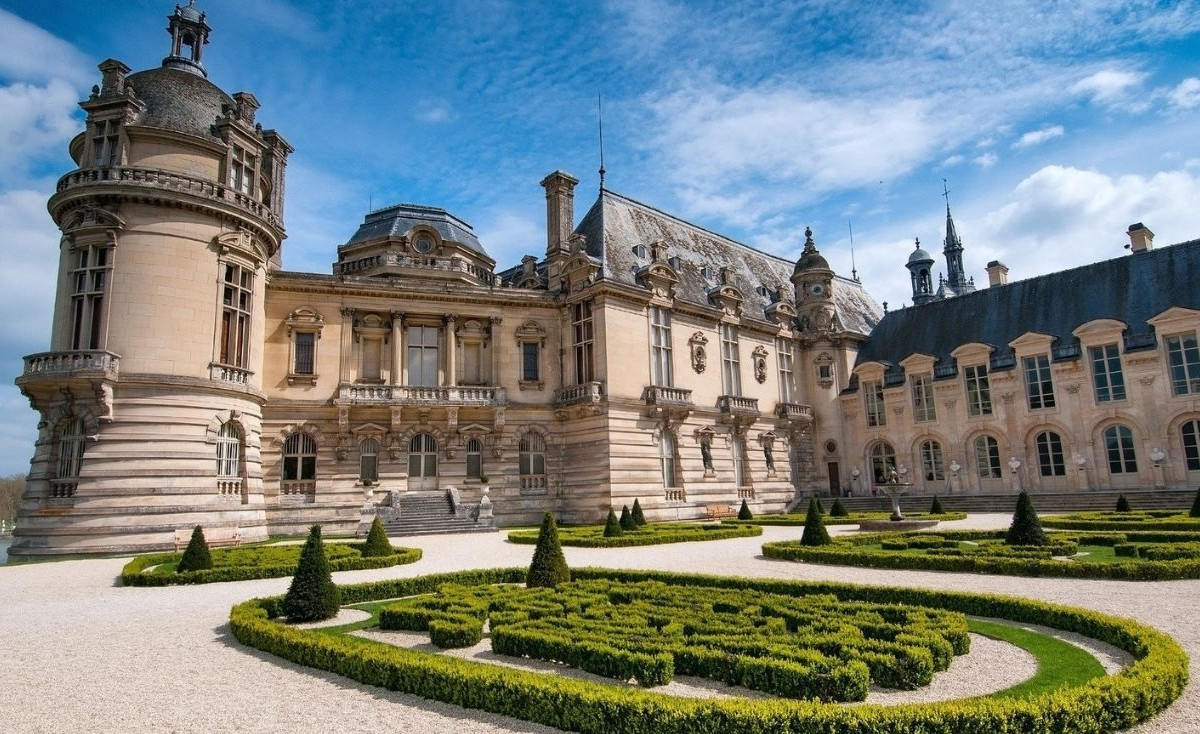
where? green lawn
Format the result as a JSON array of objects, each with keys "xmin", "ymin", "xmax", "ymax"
[{"xmin": 969, "ymin": 618, "xmax": 1106, "ymax": 698}]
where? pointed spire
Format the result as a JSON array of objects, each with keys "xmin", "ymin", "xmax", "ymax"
[{"xmin": 597, "ymin": 94, "xmax": 606, "ymax": 189}]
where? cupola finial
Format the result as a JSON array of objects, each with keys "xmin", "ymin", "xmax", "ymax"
[{"xmin": 163, "ymin": 1, "xmax": 212, "ymax": 77}]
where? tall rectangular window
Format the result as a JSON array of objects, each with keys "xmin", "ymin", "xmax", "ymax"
[
  {"xmin": 293, "ymin": 332, "xmax": 315, "ymax": 375},
  {"xmin": 1089, "ymin": 344, "xmax": 1126, "ymax": 402},
  {"xmin": 230, "ymin": 144, "xmax": 256, "ymax": 195},
  {"xmin": 462, "ymin": 342, "xmax": 482, "ymax": 384},
  {"xmin": 91, "ymin": 119, "xmax": 119, "ymax": 167},
  {"xmin": 649, "ymin": 306, "xmax": 673, "ymax": 386},
  {"xmin": 522, "ymin": 342, "xmax": 539, "ymax": 381},
  {"xmin": 720, "ymin": 323, "xmax": 741, "ymax": 395},
  {"xmin": 572, "ymin": 301, "xmax": 594, "ymax": 384},
  {"xmin": 777, "ymin": 338, "xmax": 794, "ymax": 403},
  {"xmin": 1024, "ymin": 354, "xmax": 1056, "ymax": 409},
  {"xmin": 911, "ymin": 372, "xmax": 936, "ymax": 422},
  {"xmin": 406, "ymin": 325, "xmax": 439, "ymax": 386},
  {"xmin": 864, "ymin": 380, "xmax": 886, "ymax": 427},
  {"xmin": 1166, "ymin": 333, "xmax": 1200, "ymax": 396},
  {"xmin": 70, "ymin": 246, "xmax": 111, "ymax": 350},
  {"xmin": 965, "ymin": 364, "xmax": 992, "ymax": 416},
  {"xmin": 219, "ymin": 263, "xmax": 252, "ymax": 368}
]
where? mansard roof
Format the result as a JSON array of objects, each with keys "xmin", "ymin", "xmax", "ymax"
[
  {"xmin": 125, "ymin": 67, "xmax": 232, "ymax": 141},
  {"xmin": 342, "ymin": 202, "xmax": 487, "ymax": 257},
  {"xmin": 573, "ymin": 189, "xmax": 881, "ymax": 335},
  {"xmin": 856, "ymin": 237, "xmax": 1200, "ymax": 369}
]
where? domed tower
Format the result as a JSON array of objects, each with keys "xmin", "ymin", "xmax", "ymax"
[
  {"xmin": 13, "ymin": 3, "xmax": 291, "ymax": 557},
  {"xmin": 906, "ymin": 238, "xmax": 935, "ymax": 306},
  {"xmin": 791, "ymin": 227, "xmax": 837, "ymax": 338}
]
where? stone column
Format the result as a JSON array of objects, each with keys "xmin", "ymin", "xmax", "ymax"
[
  {"xmin": 489, "ymin": 316, "xmax": 502, "ymax": 385},
  {"xmin": 390, "ymin": 311, "xmax": 404, "ymax": 385},
  {"xmin": 339, "ymin": 308, "xmax": 354, "ymax": 383},
  {"xmin": 444, "ymin": 315, "xmax": 457, "ymax": 386}
]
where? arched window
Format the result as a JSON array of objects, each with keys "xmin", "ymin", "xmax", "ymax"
[
  {"xmin": 1104, "ymin": 425, "xmax": 1138, "ymax": 474},
  {"xmin": 56, "ymin": 418, "xmax": 86, "ymax": 481},
  {"xmin": 870, "ymin": 442, "xmax": 896, "ymax": 484},
  {"xmin": 216, "ymin": 421, "xmax": 241, "ymax": 478},
  {"xmin": 660, "ymin": 432, "xmax": 677, "ymax": 488},
  {"xmin": 408, "ymin": 433, "xmax": 438, "ymax": 478},
  {"xmin": 1182, "ymin": 420, "xmax": 1200, "ymax": 472},
  {"xmin": 359, "ymin": 438, "xmax": 379, "ymax": 482},
  {"xmin": 519, "ymin": 433, "xmax": 546, "ymax": 491},
  {"xmin": 1035, "ymin": 431, "xmax": 1066, "ymax": 476},
  {"xmin": 973, "ymin": 435, "xmax": 1001, "ymax": 479},
  {"xmin": 920, "ymin": 440, "xmax": 944, "ymax": 482},
  {"xmin": 732, "ymin": 438, "xmax": 750, "ymax": 487},
  {"xmin": 282, "ymin": 432, "xmax": 317, "ymax": 481},
  {"xmin": 466, "ymin": 438, "xmax": 483, "ymax": 479}
]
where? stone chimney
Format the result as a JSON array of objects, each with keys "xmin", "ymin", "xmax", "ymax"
[
  {"xmin": 1127, "ymin": 222, "xmax": 1154, "ymax": 253},
  {"xmin": 98, "ymin": 59, "xmax": 131, "ymax": 95},
  {"xmin": 986, "ymin": 260, "xmax": 1009, "ymax": 286},
  {"xmin": 540, "ymin": 170, "xmax": 579, "ymax": 258}
]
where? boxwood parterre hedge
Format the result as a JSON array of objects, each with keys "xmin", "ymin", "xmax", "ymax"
[
  {"xmin": 1043, "ymin": 511, "xmax": 1200, "ymax": 532},
  {"xmin": 763, "ymin": 529, "xmax": 1200, "ymax": 580},
  {"xmin": 508, "ymin": 522, "xmax": 762, "ymax": 547},
  {"xmin": 729, "ymin": 511, "xmax": 966, "ymax": 526},
  {"xmin": 229, "ymin": 566, "xmax": 1189, "ymax": 734},
  {"xmin": 121, "ymin": 542, "xmax": 422, "ymax": 586}
]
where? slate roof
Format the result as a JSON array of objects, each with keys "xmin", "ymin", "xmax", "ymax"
[
  {"xmin": 572, "ymin": 189, "xmax": 881, "ymax": 335},
  {"xmin": 125, "ymin": 67, "xmax": 231, "ymax": 142},
  {"xmin": 855, "ymin": 238, "xmax": 1200, "ymax": 373},
  {"xmin": 341, "ymin": 203, "xmax": 488, "ymax": 257}
]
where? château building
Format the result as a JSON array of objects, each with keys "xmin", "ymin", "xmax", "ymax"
[{"xmin": 12, "ymin": 4, "xmax": 1200, "ymax": 557}]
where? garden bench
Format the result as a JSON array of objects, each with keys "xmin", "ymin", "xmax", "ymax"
[
  {"xmin": 705, "ymin": 504, "xmax": 736, "ymax": 520},
  {"xmin": 174, "ymin": 526, "xmax": 242, "ymax": 551}
]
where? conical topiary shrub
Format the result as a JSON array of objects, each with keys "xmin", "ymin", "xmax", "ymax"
[
  {"xmin": 360, "ymin": 516, "xmax": 392, "ymax": 557},
  {"xmin": 829, "ymin": 498, "xmax": 849, "ymax": 517},
  {"xmin": 814, "ymin": 496, "xmax": 825, "ymax": 515},
  {"xmin": 738, "ymin": 499, "xmax": 753, "ymax": 520},
  {"xmin": 526, "ymin": 512, "xmax": 570, "ymax": 588},
  {"xmin": 283, "ymin": 524, "xmax": 342, "ymax": 622},
  {"xmin": 1005, "ymin": 491, "xmax": 1048, "ymax": 546},
  {"xmin": 1191, "ymin": 488, "xmax": 1200, "ymax": 519},
  {"xmin": 631, "ymin": 498, "xmax": 647, "ymax": 526},
  {"xmin": 619, "ymin": 504, "xmax": 636, "ymax": 531},
  {"xmin": 1116, "ymin": 494, "xmax": 1132, "ymax": 513},
  {"xmin": 603, "ymin": 508, "xmax": 624, "ymax": 537},
  {"xmin": 176, "ymin": 526, "xmax": 213, "ymax": 573},
  {"xmin": 800, "ymin": 499, "xmax": 831, "ymax": 546},
  {"xmin": 929, "ymin": 496, "xmax": 945, "ymax": 515}
]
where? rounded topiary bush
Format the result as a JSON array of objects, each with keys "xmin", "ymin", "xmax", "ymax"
[
  {"xmin": 800, "ymin": 499, "xmax": 831, "ymax": 546},
  {"xmin": 829, "ymin": 498, "xmax": 849, "ymax": 517},
  {"xmin": 1005, "ymin": 490, "xmax": 1048, "ymax": 546},
  {"xmin": 361, "ymin": 516, "xmax": 393, "ymax": 557},
  {"xmin": 930, "ymin": 496, "xmax": 945, "ymax": 514},
  {"xmin": 1192, "ymin": 487, "xmax": 1200, "ymax": 518},
  {"xmin": 738, "ymin": 499, "xmax": 753, "ymax": 520},
  {"xmin": 631, "ymin": 498, "xmax": 647, "ymax": 526},
  {"xmin": 1116, "ymin": 494, "xmax": 1132, "ymax": 513},
  {"xmin": 283, "ymin": 524, "xmax": 342, "ymax": 622},
  {"xmin": 526, "ymin": 512, "xmax": 570, "ymax": 588},
  {"xmin": 603, "ymin": 508, "xmax": 624, "ymax": 537},
  {"xmin": 620, "ymin": 504, "xmax": 636, "ymax": 531},
  {"xmin": 176, "ymin": 526, "xmax": 213, "ymax": 573}
]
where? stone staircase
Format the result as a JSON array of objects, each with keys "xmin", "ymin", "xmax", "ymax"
[
  {"xmin": 379, "ymin": 492, "xmax": 497, "ymax": 537},
  {"xmin": 816, "ymin": 487, "xmax": 1197, "ymax": 515}
]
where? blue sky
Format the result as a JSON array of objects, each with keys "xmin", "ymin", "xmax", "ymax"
[{"xmin": 1, "ymin": 0, "xmax": 1198, "ymax": 475}]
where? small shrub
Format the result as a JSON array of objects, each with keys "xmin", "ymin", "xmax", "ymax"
[
  {"xmin": 738, "ymin": 499, "xmax": 753, "ymax": 520},
  {"xmin": 1191, "ymin": 487, "xmax": 1200, "ymax": 518},
  {"xmin": 631, "ymin": 498, "xmax": 647, "ymax": 526},
  {"xmin": 829, "ymin": 499, "xmax": 849, "ymax": 517},
  {"xmin": 814, "ymin": 496, "xmax": 825, "ymax": 515},
  {"xmin": 619, "ymin": 504, "xmax": 636, "ymax": 531},
  {"xmin": 929, "ymin": 496, "xmax": 945, "ymax": 515},
  {"xmin": 603, "ymin": 509, "xmax": 624, "ymax": 537},
  {"xmin": 1116, "ymin": 494, "xmax": 1132, "ymax": 513},
  {"xmin": 176, "ymin": 526, "xmax": 213, "ymax": 573},
  {"xmin": 800, "ymin": 499, "xmax": 831, "ymax": 546},
  {"xmin": 283, "ymin": 525, "xmax": 342, "ymax": 622},
  {"xmin": 360, "ymin": 516, "xmax": 392, "ymax": 557},
  {"xmin": 526, "ymin": 512, "xmax": 570, "ymax": 588},
  {"xmin": 1005, "ymin": 490, "xmax": 1048, "ymax": 546}
]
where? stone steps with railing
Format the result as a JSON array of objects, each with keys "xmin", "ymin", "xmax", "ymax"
[{"xmin": 378, "ymin": 492, "xmax": 497, "ymax": 536}]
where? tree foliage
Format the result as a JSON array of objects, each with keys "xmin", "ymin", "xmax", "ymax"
[
  {"xmin": 1191, "ymin": 488, "xmax": 1200, "ymax": 519},
  {"xmin": 631, "ymin": 498, "xmax": 647, "ymax": 526},
  {"xmin": 619, "ymin": 504, "xmax": 636, "ymax": 531},
  {"xmin": 738, "ymin": 499, "xmax": 753, "ymax": 520},
  {"xmin": 829, "ymin": 499, "xmax": 849, "ymax": 517},
  {"xmin": 176, "ymin": 526, "xmax": 213, "ymax": 573},
  {"xmin": 1116, "ymin": 494, "xmax": 1132, "ymax": 513},
  {"xmin": 283, "ymin": 524, "xmax": 342, "ymax": 622},
  {"xmin": 526, "ymin": 512, "xmax": 570, "ymax": 588},
  {"xmin": 1005, "ymin": 491, "xmax": 1048, "ymax": 546},
  {"xmin": 603, "ymin": 508, "xmax": 624, "ymax": 537},
  {"xmin": 930, "ymin": 496, "xmax": 946, "ymax": 515},
  {"xmin": 361, "ymin": 516, "xmax": 393, "ymax": 557},
  {"xmin": 800, "ymin": 499, "xmax": 831, "ymax": 546}
]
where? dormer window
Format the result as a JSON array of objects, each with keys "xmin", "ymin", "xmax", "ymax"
[
  {"xmin": 701, "ymin": 265, "xmax": 715, "ymax": 281},
  {"xmin": 230, "ymin": 144, "xmax": 255, "ymax": 196},
  {"xmin": 413, "ymin": 233, "xmax": 436, "ymax": 254},
  {"xmin": 631, "ymin": 244, "xmax": 647, "ymax": 259},
  {"xmin": 91, "ymin": 119, "xmax": 120, "ymax": 168}
]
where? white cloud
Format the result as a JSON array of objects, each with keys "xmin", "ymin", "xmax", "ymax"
[
  {"xmin": 973, "ymin": 153, "xmax": 998, "ymax": 168},
  {"xmin": 0, "ymin": 9, "xmax": 92, "ymax": 86},
  {"xmin": 474, "ymin": 210, "xmax": 542, "ymax": 262},
  {"xmin": 940, "ymin": 154, "xmax": 964, "ymax": 167},
  {"xmin": 0, "ymin": 80, "xmax": 83, "ymax": 172},
  {"xmin": 1071, "ymin": 69, "xmax": 1147, "ymax": 106},
  {"xmin": 416, "ymin": 99, "xmax": 454, "ymax": 124},
  {"xmin": 1169, "ymin": 77, "xmax": 1200, "ymax": 110},
  {"xmin": 1012, "ymin": 125, "xmax": 1064, "ymax": 149}
]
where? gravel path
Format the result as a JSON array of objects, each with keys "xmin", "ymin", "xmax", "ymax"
[{"xmin": 0, "ymin": 513, "xmax": 1195, "ymax": 733}]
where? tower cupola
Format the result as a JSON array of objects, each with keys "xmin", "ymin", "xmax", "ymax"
[
  {"xmin": 163, "ymin": 1, "xmax": 211, "ymax": 77},
  {"xmin": 906, "ymin": 238, "xmax": 935, "ymax": 306}
]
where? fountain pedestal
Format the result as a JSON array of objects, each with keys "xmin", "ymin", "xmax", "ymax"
[{"xmin": 857, "ymin": 482, "xmax": 940, "ymax": 531}]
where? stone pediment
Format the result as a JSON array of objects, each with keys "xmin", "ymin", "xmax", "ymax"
[{"xmin": 351, "ymin": 422, "xmax": 388, "ymax": 436}]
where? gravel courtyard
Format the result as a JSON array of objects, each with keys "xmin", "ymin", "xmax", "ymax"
[{"xmin": 1, "ymin": 514, "xmax": 1196, "ymax": 733}]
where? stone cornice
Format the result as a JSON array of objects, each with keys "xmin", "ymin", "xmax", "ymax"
[
  {"xmin": 119, "ymin": 372, "xmax": 268, "ymax": 403},
  {"xmin": 267, "ymin": 272, "xmax": 559, "ymax": 310}
]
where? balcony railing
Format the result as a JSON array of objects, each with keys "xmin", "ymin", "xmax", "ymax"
[
  {"xmin": 717, "ymin": 395, "xmax": 759, "ymax": 418},
  {"xmin": 49, "ymin": 482, "xmax": 77, "ymax": 499},
  {"xmin": 775, "ymin": 402, "xmax": 814, "ymax": 422},
  {"xmin": 519, "ymin": 475, "xmax": 548, "ymax": 494},
  {"xmin": 339, "ymin": 384, "xmax": 505, "ymax": 406},
  {"xmin": 211, "ymin": 364, "xmax": 252, "ymax": 385},
  {"xmin": 280, "ymin": 480, "xmax": 315, "ymax": 502},
  {"xmin": 665, "ymin": 487, "xmax": 686, "ymax": 502},
  {"xmin": 554, "ymin": 381, "xmax": 604, "ymax": 407},
  {"xmin": 218, "ymin": 479, "xmax": 242, "ymax": 497},
  {"xmin": 643, "ymin": 385, "xmax": 694, "ymax": 409},
  {"xmin": 22, "ymin": 350, "xmax": 120, "ymax": 379},
  {"xmin": 737, "ymin": 487, "xmax": 754, "ymax": 500}
]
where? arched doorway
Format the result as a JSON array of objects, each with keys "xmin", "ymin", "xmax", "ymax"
[
  {"xmin": 869, "ymin": 442, "xmax": 896, "ymax": 485},
  {"xmin": 408, "ymin": 433, "xmax": 438, "ymax": 490}
]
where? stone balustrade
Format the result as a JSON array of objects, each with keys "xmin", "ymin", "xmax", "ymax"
[
  {"xmin": 665, "ymin": 487, "xmax": 687, "ymax": 502},
  {"xmin": 643, "ymin": 385, "xmax": 694, "ymax": 408},
  {"xmin": 554, "ymin": 381, "xmax": 604, "ymax": 406},
  {"xmin": 339, "ymin": 384, "xmax": 505, "ymax": 406},
  {"xmin": 336, "ymin": 252, "xmax": 493, "ymax": 283},
  {"xmin": 22, "ymin": 350, "xmax": 120, "ymax": 379},
  {"xmin": 211, "ymin": 364, "xmax": 252, "ymax": 385},
  {"xmin": 56, "ymin": 166, "xmax": 282, "ymax": 231},
  {"xmin": 217, "ymin": 479, "xmax": 242, "ymax": 497},
  {"xmin": 520, "ymin": 475, "xmax": 548, "ymax": 494},
  {"xmin": 280, "ymin": 480, "xmax": 315, "ymax": 502},
  {"xmin": 737, "ymin": 487, "xmax": 755, "ymax": 499},
  {"xmin": 775, "ymin": 402, "xmax": 814, "ymax": 422},
  {"xmin": 717, "ymin": 394, "xmax": 760, "ymax": 417}
]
